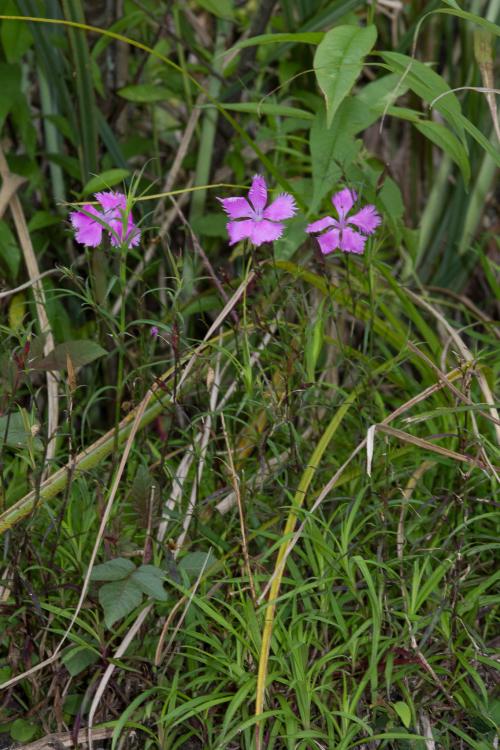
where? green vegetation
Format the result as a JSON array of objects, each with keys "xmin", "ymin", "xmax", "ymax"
[{"xmin": 0, "ymin": 1, "xmax": 498, "ymax": 748}]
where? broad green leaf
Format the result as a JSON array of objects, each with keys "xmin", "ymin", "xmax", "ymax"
[
  {"xmin": 0, "ymin": 218, "xmax": 21, "ymax": 279},
  {"xmin": 414, "ymin": 120, "xmax": 470, "ymax": 186},
  {"xmin": 0, "ymin": 62, "xmax": 21, "ymax": 131},
  {"xmin": 132, "ymin": 565, "xmax": 168, "ymax": 601},
  {"xmin": 195, "ymin": 0, "xmax": 234, "ymax": 19},
  {"xmin": 27, "ymin": 211, "xmax": 61, "ymax": 231},
  {"xmin": 178, "ymin": 550, "xmax": 216, "ymax": 579},
  {"xmin": 62, "ymin": 645, "xmax": 100, "ymax": 676},
  {"xmin": 378, "ymin": 177, "xmax": 404, "ymax": 241},
  {"xmin": 378, "ymin": 51, "xmax": 465, "ymax": 144},
  {"xmin": 30, "ymin": 340, "xmax": 107, "ymax": 371},
  {"xmin": 10, "ymin": 719, "xmax": 38, "ymax": 743},
  {"xmin": 309, "ymin": 105, "xmax": 357, "ymax": 210},
  {"xmin": 8, "ymin": 292, "xmax": 25, "ymax": 331},
  {"xmin": 378, "ymin": 178, "xmax": 404, "ymax": 222},
  {"xmin": 98, "ymin": 578, "xmax": 143, "ymax": 628},
  {"xmin": 191, "ymin": 213, "xmax": 227, "ymax": 238},
  {"xmin": 309, "ymin": 75, "xmax": 406, "ymax": 211},
  {"xmin": 90, "ymin": 557, "xmax": 136, "ymax": 581},
  {"xmin": 216, "ymin": 102, "xmax": 314, "ymax": 120},
  {"xmin": 1, "ymin": 0, "xmax": 33, "ymax": 63},
  {"xmin": 117, "ymin": 84, "xmax": 172, "ymax": 103},
  {"xmin": 393, "ymin": 701, "xmax": 412, "ymax": 729},
  {"xmin": 1, "ymin": 3, "xmax": 32, "ymax": 62},
  {"xmin": 357, "ymin": 72, "xmax": 410, "ymax": 113},
  {"xmin": 0, "ymin": 411, "xmax": 41, "ymax": 450},
  {"xmin": 274, "ymin": 215, "xmax": 309, "ymax": 262},
  {"xmin": 314, "ymin": 25, "xmax": 377, "ymax": 126},
  {"xmin": 82, "ymin": 168, "xmax": 130, "ymax": 196},
  {"xmin": 130, "ymin": 464, "xmax": 153, "ymax": 507}
]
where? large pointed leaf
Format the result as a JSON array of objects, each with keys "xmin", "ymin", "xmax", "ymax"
[
  {"xmin": 30, "ymin": 340, "xmax": 107, "ymax": 371},
  {"xmin": 90, "ymin": 557, "xmax": 136, "ymax": 581},
  {"xmin": 314, "ymin": 25, "xmax": 377, "ymax": 126},
  {"xmin": 98, "ymin": 578, "xmax": 143, "ymax": 628},
  {"xmin": 82, "ymin": 169, "xmax": 130, "ymax": 196},
  {"xmin": 132, "ymin": 565, "xmax": 168, "ymax": 601}
]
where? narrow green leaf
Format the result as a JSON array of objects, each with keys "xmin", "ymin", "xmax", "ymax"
[
  {"xmin": 314, "ymin": 24, "xmax": 377, "ymax": 126},
  {"xmin": 27, "ymin": 211, "xmax": 61, "ymax": 231},
  {"xmin": 225, "ymin": 31, "xmax": 324, "ymax": 55},
  {"xmin": 117, "ymin": 83, "xmax": 172, "ymax": 103},
  {"xmin": 216, "ymin": 102, "xmax": 314, "ymax": 120},
  {"xmin": 1, "ymin": 2, "xmax": 32, "ymax": 62},
  {"xmin": 0, "ymin": 219, "xmax": 21, "ymax": 279},
  {"xmin": 82, "ymin": 168, "xmax": 130, "ymax": 195},
  {"xmin": 378, "ymin": 51, "xmax": 465, "ymax": 143},
  {"xmin": 438, "ymin": 4, "xmax": 500, "ymax": 37},
  {"xmin": 0, "ymin": 62, "xmax": 21, "ymax": 130},
  {"xmin": 61, "ymin": 1, "xmax": 98, "ymax": 180},
  {"xmin": 414, "ymin": 120, "xmax": 470, "ymax": 186}
]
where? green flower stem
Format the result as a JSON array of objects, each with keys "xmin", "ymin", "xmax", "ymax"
[{"xmin": 114, "ymin": 246, "xmax": 128, "ymax": 438}]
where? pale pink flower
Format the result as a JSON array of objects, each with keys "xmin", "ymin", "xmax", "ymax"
[
  {"xmin": 218, "ymin": 175, "xmax": 296, "ymax": 246},
  {"xmin": 70, "ymin": 191, "xmax": 140, "ymax": 249},
  {"xmin": 306, "ymin": 188, "xmax": 380, "ymax": 255}
]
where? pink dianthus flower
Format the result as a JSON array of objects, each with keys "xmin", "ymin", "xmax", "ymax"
[
  {"xmin": 306, "ymin": 188, "xmax": 380, "ymax": 255},
  {"xmin": 218, "ymin": 175, "xmax": 296, "ymax": 247},
  {"xmin": 70, "ymin": 191, "xmax": 140, "ymax": 249}
]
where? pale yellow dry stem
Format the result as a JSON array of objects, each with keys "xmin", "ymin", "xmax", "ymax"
[
  {"xmin": 397, "ymin": 460, "xmax": 435, "ymax": 561},
  {"xmin": 86, "ymin": 604, "xmax": 152, "ymax": 748},
  {"xmin": 221, "ymin": 412, "xmax": 257, "ymax": 604},
  {"xmin": 407, "ymin": 289, "xmax": 500, "ymax": 445},
  {"xmin": 0, "ymin": 171, "xmax": 25, "ymax": 219},
  {"xmin": 0, "ymin": 270, "xmax": 60, "ymax": 300},
  {"xmin": 175, "ymin": 336, "xmax": 222, "ymax": 550},
  {"xmin": 21, "ymin": 727, "xmax": 113, "ymax": 749}
]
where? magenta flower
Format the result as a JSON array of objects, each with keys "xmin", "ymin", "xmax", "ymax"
[
  {"xmin": 69, "ymin": 191, "xmax": 140, "ymax": 249},
  {"xmin": 218, "ymin": 175, "xmax": 296, "ymax": 246},
  {"xmin": 306, "ymin": 188, "xmax": 380, "ymax": 255}
]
